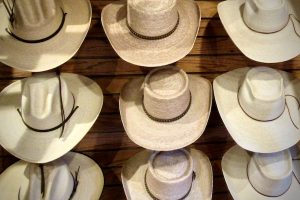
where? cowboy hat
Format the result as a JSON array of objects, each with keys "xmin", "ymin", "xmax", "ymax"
[
  {"xmin": 214, "ymin": 67, "xmax": 300, "ymax": 153},
  {"xmin": 101, "ymin": 0, "xmax": 201, "ymax": 67},
  {"xmin": 0, "ymin": 0, "xmax": 91, "ymax": 72},
  {"xmin": 218, "ymin": 0, "xmax": 300, "ymax": 63},
  {"xmin": 0, "ymin": 152, "xmax": 104, "ymax": 200},
  {"xmin": 119, "ymin": 66, "xmax": 212, "ymax": 151},
  {"xmin": 222, "ymin": 145, "xmax": 300, "ymax": 199},
  {"xmin": 121, "ymin": 148, "xmax": 213, "ymax": 200},
  {"xmin": 0, "ymin": 72, "xmax": 103, "ymax": 163}
]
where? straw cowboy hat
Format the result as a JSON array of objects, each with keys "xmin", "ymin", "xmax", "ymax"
[
  {"xmin": 122, "ymin": 148, "xmax": 213, "ymax": 200},
  {"xmin": 222, "ymin": 145, "xmax": 300, "ymax": 200},
  {"xmin": 214, "ymin": 67, "xmax": 300, "ymax": 153},
  {"xmin": 101, "ymin": 0, "xmax": 201, "ymax": 67},
  {"xmin": 0, "ymin": 152, "xmax": 104, "ymax": 200},
  {"xmin": 0, "ymin": 0, "xmax": 91, "ymax": 72},
  {"xmin": 218, "ymin": 0, "xmax": 300, "ymax": 63},
  {"xmin": 0, "ymin": 72, "xmax": 103, "ymax": 163},
  {"xmin": 119, "ymin": 66, "xmax": 212, "ymax": 151},
  {"xmin": 290, "ymin": 142, "xmax": 300, "ymax": 183}
]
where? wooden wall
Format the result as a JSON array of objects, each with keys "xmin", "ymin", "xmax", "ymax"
[{"xmin": 1, "ymin": 0, "xmax": 300, "ymax": 199}]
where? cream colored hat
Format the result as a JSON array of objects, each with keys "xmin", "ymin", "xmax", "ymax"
[
  {"xmin": 0, "ymin": 152, "xmax": 104, "ymax": 200},
  {"xmin": 214, "ymin": 67, "xmax": 300, "ymax": 153},
  {"xmin": 121, "ymin": 148, "xmax": 213, "ymax": 200},
  {"xmin": 218, "ymin": 0, "xmax": 300, "ymax": 63},
  {"xmin": 222, "ymin": 145, "xmax": 300, "ymax": 199},
  {"xmin": 0, "ymin": 0, "xmax": 91, "ymax": 72},
  {"xmin": 0, "ymin": 72, "xmax": 103, "ymax": 163},
  {"xmin": 101, "ymin": 0, "xmax": 201, "ymax": 67},
  {"xmin": 119, "ymin": 66, "xmax": 212, "ymax": 151},
  {"xmin": 290, "ymin": 142, "xmax": 300, "ymax": 184}
]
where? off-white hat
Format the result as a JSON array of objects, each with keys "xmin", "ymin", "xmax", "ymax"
[
  {"xmin": 218, "ymin": 0, "xmax": 300, "ymax": 63},
  {"xmin": 101, "ymin": 0, "xmax": 201, "ymax": 67},
  {"xmin": 0, "ymin": 72, "xmax": 103, "ymax": 163},
  {"xmin": 214, "ymin": 67, "xmax": 300, "ymax": 153},
  {"xmin": 0, "ymin": 152, "xmax": 104, "ymax": 200},
  {"xmin": 222, "ymin": 145, "xmax": 300, "ymax": 200},
  {"xmin": 119, "ymin": 66, "xmax": 212, "ymax": 151},
  {"xmin": 0, "ymin": 0, "xmax": 91, "ymax": 72},
  {"xmin": 121, "ymin": 148, "xmax": 213, "ymax": 200},
  {"xmin": 290, "ymin": 142, "xmax": 300, "ymax": 184}
]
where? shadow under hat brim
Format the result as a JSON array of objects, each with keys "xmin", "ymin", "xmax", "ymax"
[
  {"xmin": 0, "ymin": 152, "xmax": 104, "ymax": 200},
  {"xmin": 213, "ymin": 67, "xmax": 300, "ymax": 153},
  {"xmin": 222, "ymin": 145, "xmax": 300, "ymax": 200},
  {"xmin": 119, "ymin": 75, "xmax": 212, "ymax": 151},
  {"xmin": 0, "ymin": 0, "xmax": 91, "ymax": 72},
  {"xmin": 218, "ymin": 0, "xmax": 300, "ymax": 63},
  {"xmin": 121, "ymin": 148, "xmax": 213, "ymax": 200},
  {"xmin": 101, "ymin": 0, "xmax": 201, "ymax": 67},
  {"xmin": 0, "ymin": 73, "xmax": 103, "ymax": 163},
  {"xmin": 293, "ymin": 160, "xmax": 300, "ymax": 183}
]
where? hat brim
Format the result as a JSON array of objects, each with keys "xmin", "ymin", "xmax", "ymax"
[
  {"xmin": 222, "ymin": 145, "xmax": 300, "ymax": 200},
  {"xmin": 0, "ymin": 73, "xmax": 103, "ymax": 163},
  {"xmin": 119, "ymin": 75, "xmax": 212, "ymax": 151},
  {"xmin": 213, "ymin": 67, "xmax": 300, "ymax": 153},
  {"xmin": 218, "ymin": 0, "xmax": 300, "ymax": 63},
  {"xmin": 0, "ymin": 152, "xmax": 104, "ymax": 200},
  {"xmin": 101, "ymin": 0, "xmax": 201, "ymax": 67},
  {"xmin": 121, "ymin": 148, "xmax": 212, "ymax": 200},
  {"xmin": 0, "ymin": 0, "xmax": 91, "ymax": 72}
]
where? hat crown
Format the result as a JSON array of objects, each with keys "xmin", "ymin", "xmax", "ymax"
[
  {"xmin": 127, "ymin": 0, "xmax": 178, "ymax": 37},
  {"xmin": 143, "ymin": 66, "xmax": 190, "ymax": 120},
  {"xmin": 238, "ymin": 67, "xmax": 285, "ymax": 121},
  {"xmin": 21, "ymin": 73, "xmax": 74, "ymax": 131},
  {"xmin": 248, "ymin": 150, "xmax": 292, "ymax": 196},
  {"xmin": 28, "ymin": 160, "xmax": 74, "ymax": 200},
  {"xmin": 243, "ymin": 0, "xmax": 289, "ymax": 33},
  {"xmin": 9, "ymin": 0, "xmax": 63, "ymax": 40},
  {"xmin": 146, "ymin": 150, "xmax": 193, "ymax": 199}
]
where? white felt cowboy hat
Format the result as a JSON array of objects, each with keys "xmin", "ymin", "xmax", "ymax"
[
  {"xmin": 121, "ymin": 148, "xmax": 213, "ymax": 200},
  {"xmin": 119, "ymin": 66, "xmax": 212, "ymax": 151},
  {"xmin": 218, "ymin": 0, "xmax": 300, "ymax": 63},
  {"xmin": 101, "ymin": 0, "xmax": 201, "ymax": 67},
  {"xmin": 0, "ymin": 152, "xmax": 104, "ymax": 200},
  {"xmin": 0, "ymin": 0, "xmax": 91, "ymax": 72},
  {"xmin": 214, "ymin": 67, "xmax": 300, "ymax": 153},
  {"xmin": 222, "ymin": 145, "xmax": 300, "ymax": 200},
  {"xmin": 0, "ymin": 72, "xmax": 103, "ymax": 163}
]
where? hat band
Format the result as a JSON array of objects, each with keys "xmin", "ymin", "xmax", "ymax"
[
  {"xmin": 127, "ymin": 12, "xmax": 180, "ymax": 40},
  {"xmin": 245, "ymin": 14, "xmax": 300, "ymax": 37},
  {"xmin": 17, "ymin": 74, "xmax": 79, "ymax": 137},
  {"xmin": 144, "ymin": 170, "xmax": 196, "ymax": 200},
  {"xmin": 237, "ymin": 88, "xmax": 300, "ymax": 129},
  {"xmin": 17, "ymin": 165, "xmax": 80, "ymax": 200},
  {"xmin": 4, "ymin": 6, "xmax": 67, "ymax": 44},
  {"xmin": 142, "ymin": 91, "xmax": 192, "ymax": 122},
  {"xmin": 246, "ymin": 161, "xmax": 292, "ymax": 197}
]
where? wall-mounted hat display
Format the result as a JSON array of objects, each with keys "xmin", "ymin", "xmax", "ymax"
[
  {"xmin": 214, "ymin": 67, "xmax": 300, "ymax": 153},
  {"xmin": 122, "ymin": 148, "xmax": 212, "ymax": 200},
  {"xmin": 0, "ymin": 0, "xmax": 92, "ymax": 72},
  {"xmin": 101, "ymin": 0, "xmax": 200, "ymax": 67},
  {"xmin": 218, "ymin": 0, "xmax": 300, "ymax": 63},
  {"xmin": 119, "ymin": 66, "xmax": 212, "ymax": 151},
  {"xmin": 0, "ymin": 72, "xmax": 103, "ymax": 163},
  {"xmin": 222, "ymin": 145, "xmax": 300, "ymax": 200},
  {"xmin": 0, "ymin": 152, "xmax": 104, "ymax": 200}
]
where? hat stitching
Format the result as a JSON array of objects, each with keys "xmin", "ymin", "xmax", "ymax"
[
  {"xmin": 126, "ymin": 12, "xmax": 180, "ymax": 40},
  {"xmin": 237, "ymin": 87, "xmax": 300, "ymax": 129},
  {"xmin": 16, "ymin": 75, "xmax": 79, "ymax": 137},
  {"xmin": 142, "ymin": 91, "xmax": 192, "ymax": 123},
  {"xmin": 5, "ymin": 8, "xmax": 68, "ymax": 44},
  {"xmin": 144, "ymin": 169, "xmax": 196, "ymax": 200},
  {"xmin": 246, "ymin": 160, "xmax": 292, "ymax": 197}
]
